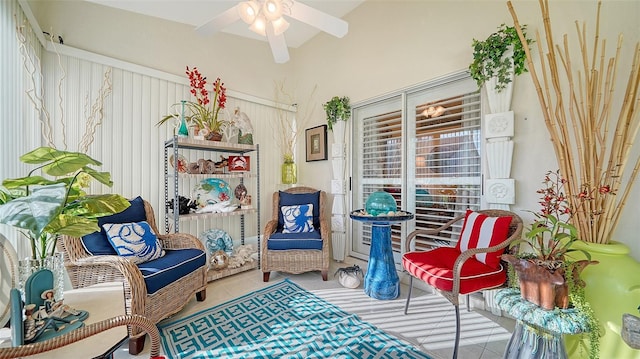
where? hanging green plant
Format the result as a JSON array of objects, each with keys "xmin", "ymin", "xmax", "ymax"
[
  {"xmin": 323, "ymin": 96, "xmax": 351, "ymax": 131},
  {"xmin": 469, "ymin": 23, "xmax": 534, "ymax": 92},
  {"xmin": 567, "ymin": 270, "xmax": 601, "ymax": 359}
]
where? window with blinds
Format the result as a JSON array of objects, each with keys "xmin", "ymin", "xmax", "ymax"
[{"xmin": 351, "ymin": 74, "xmax": 482, "ymax": 262}]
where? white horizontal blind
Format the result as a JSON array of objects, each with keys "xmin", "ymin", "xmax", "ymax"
[
  {"xmin": 352, "ymin": 96, "xmax": 403, "ymax": 257},
  {"xmin": 412, "ymin": 91, "xmax": 482, "ymax": 251}
]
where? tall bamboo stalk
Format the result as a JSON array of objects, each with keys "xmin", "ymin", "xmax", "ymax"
[{"xmin": 507, "ymin": 0, "xmax": 640, "ymax": 244}]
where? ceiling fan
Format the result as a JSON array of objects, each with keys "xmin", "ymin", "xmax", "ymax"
[{"xmin": 196, "ymin": 0, "xmax": 349, "ymax": 64}]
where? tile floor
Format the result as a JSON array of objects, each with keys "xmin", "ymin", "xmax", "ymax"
[{"xmin": 113, "ymin": 258, "xmax": 515, "ymax": 359}]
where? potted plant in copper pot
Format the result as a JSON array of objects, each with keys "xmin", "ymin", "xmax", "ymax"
[
  {"xmin": 503, "ymin": 170, "xmax": 599, "ymax": 309},
  {"xmin": 502, "ymin": 170, "xmax": 601, "ymax": 358}
]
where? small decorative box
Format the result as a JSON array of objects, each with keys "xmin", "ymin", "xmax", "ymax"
[{"xmin": 228, "ymin": 156, "xmax": 250, "ymax": 172}]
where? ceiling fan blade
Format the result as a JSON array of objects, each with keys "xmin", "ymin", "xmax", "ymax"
[
  {"xmin": 287, "ymin": 1, "xmax": 348, "ymax": 38},
  {"xmin": 266, "ymin": 23, "xmax": 290, "ymax": 63},
  {"xmin": 196, "ymin": 5, "xmax": 241, "ymax": 36}
]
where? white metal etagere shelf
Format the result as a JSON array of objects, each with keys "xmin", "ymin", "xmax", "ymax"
[{"xmin": 163, "ymin": 136, "xmax": 261, "ymax": 281}]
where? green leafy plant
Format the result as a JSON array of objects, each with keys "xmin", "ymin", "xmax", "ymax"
[
  {"xmin": 0, "ymin": 147, "xmax": 131, "ymax": 259},
  {"xmin": 323, "ymin": 96, "xmax": 351, "ymax": 131},
  {"xmin": 469, "ymin": 23, "xmax": 533, "ymax": 92}
]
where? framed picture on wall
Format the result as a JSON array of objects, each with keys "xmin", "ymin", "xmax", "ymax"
[{"xmin": 305, "ymin": 125, "xmax": 328, "ymax": 162}]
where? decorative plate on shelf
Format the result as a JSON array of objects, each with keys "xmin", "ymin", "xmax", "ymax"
[
  {"xmin": 169, "ymin": 154, "xmax": 188, "ymax": 173},
  {"xmin": 201, "ymin": 228, "xmax": 234, "ymax": 256},
  {"xmin": 193, "ymin": 178, "xmax": 232, "ymax": 208},
  {"xmin": 0, "ymin": 234, "xmax": 18, "ymax": 328}
]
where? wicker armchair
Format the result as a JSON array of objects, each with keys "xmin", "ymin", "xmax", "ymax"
[
  {"xmin": 261, "ymin": 187, "xmax": 330, "ymax": 282},
  {"xmin": 402, "ymin": 209, "xmax": 523, "ymax": 359},
  {"xmin": 57, "ymin": 199, "xmax": 207, "ymax": 355}
]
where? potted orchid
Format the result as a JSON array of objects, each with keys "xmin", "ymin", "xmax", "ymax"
[
  {"xmin": 159, "ymin": 66, "xmax": 229, "ymax": 140},
  {"xmin": 504, "ymin": 171, "xmax": 598, "ymax": 307}
]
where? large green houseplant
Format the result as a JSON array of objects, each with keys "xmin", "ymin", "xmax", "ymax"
[
  {"xmin": 0, "ymin": 147, "xmax": 130, "ymax": 260},
  {"xmin": 469, "ymin": 23, "xmax": 533, "ymax": 92}
]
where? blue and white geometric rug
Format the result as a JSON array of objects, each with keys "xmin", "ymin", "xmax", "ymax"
[{"xmin": 158, "ymin": 279, "xmax": 433, "ymax": 359}]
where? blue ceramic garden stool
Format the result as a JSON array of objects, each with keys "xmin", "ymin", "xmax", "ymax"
[
  {"xmin": 495, "ymin": 288, "xmax": 591, "ymax": 359},
  {"xmin": 350, "ymin": 210, "xmax": 413, "ymax": 300}
]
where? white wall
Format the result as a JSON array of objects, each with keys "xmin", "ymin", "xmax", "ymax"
[{"xmin": 22, "ymin": 0, "xmax": 640, "ymax": 259}]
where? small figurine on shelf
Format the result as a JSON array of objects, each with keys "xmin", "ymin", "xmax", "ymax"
[
  {"xmin": 233, "ymin": 107, "xmax": 254, "ymax": 145},
  {"xmin": 234, "ymin": 183, "xmax": 252, "ymax": 209},
  {"xmin": 210, "ymin": 250, "xmax": 230, "ymax": 270},
  {"xmin": 228, "ymin": 244, "xmax": 257, "ymax": 269},
  {"xmin": 168, "ymin": 195, "xmax": 197, "ymax": 215},
  {"xmin": 240, "ymin": 194, "xmax": 252, "ymax": 209},
  {"xmin": 214, "ymin": 156, "xmax": 228, "ymax": 170}
]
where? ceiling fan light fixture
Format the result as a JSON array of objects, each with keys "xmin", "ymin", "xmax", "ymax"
[
  {"xmin": 263, "ymin": 0, "xmax": 283, "ymax": 21},
  {"xmin": 249, "ymin": 14, "xmax": 267, "ymax": 36},
  {"xmin": 238, "ymin": 0, "xmax": 260, "ymax": 24},
  {"xmin": 271, "ymin": 17, "xmax": 290, "ymax": 36},
  {"xmin": 423, "ymin": 105, "xmax": 446, "ymax": 118}
]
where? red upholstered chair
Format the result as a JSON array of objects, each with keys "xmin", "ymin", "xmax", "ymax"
[{"xmin": 402, "ymin": 209, "xmax": 523, "ymax": 359}]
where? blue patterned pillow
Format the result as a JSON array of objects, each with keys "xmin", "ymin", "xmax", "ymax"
[
  {"xmin": 278, "ymin": 191, "xmax": 320, "ymax": 230},
  {"xmin": 103, "ymin": 221, "xmax": 165, "ymax": 263},
  {"xmin": 281, "ymin": 204, "xmax": 315, "ymax": 233}
]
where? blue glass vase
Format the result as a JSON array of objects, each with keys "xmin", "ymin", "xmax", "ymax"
[
  {"xmin": 177, "ymin": 100, "xmax": 189, "ymax": 137},
  {"xmin": 365, "ymin": 191, "xmax": 397, "ymax": 216},
  {"xmin": 177, "ymin": 117, "xmax": 189, "ymax": 137}
]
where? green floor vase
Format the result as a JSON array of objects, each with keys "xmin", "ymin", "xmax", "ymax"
[{"xmin": 565, "ymin": 241, "xmax": 640, "ymax": 359}]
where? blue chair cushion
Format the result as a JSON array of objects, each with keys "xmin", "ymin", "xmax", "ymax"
[
  {"xmin": 137, "ymin": 248, "xmax": 206, "ymax": 295},
  {"xmin": 278, "ymin": 191, "xmax": 320, "ymax": 231},
  {"xmin": 81, "ymin": 196, "xmax": 146, "ymax": 255},
  {"xmin": 267, "ymin": 231, "xmax": 323, "ymax": 250}
]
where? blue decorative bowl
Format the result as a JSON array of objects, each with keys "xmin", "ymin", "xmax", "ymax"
[{"xmin": 365, "ymin": 191, "xmax": 397, "ymax": 216}]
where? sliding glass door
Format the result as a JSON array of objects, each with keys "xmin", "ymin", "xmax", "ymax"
[{"xmin": 350, "ymin": 73, "xmax": 482, "ymax": 264}]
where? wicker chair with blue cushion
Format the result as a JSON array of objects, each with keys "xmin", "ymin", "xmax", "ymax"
[
  {"xmin": 261, "ymin": 187, "xmax": 330, "ymax": 282},
  {"xmin": 57, "ymin": 196, "xmax": 207, "ymax": 355}
]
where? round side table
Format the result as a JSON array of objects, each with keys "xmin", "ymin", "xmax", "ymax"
[{"xmin": 350, "ymin": 210, "xmax": 414, "ymax": 300}]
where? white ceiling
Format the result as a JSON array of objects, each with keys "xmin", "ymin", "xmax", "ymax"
[{"xmin": 85, "ymin": 0, "xmax": 364, "ymax": 48}]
